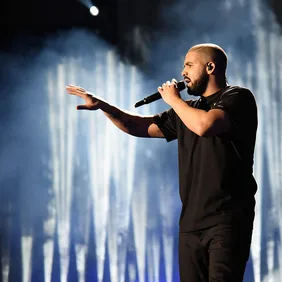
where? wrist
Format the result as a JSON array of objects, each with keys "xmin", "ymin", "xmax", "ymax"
[
  {"xmin": 96, "ymin": 99, "xmax": 107, "ymax": 111},
  {"xmin": 169, "ymin": 96, "xmax": 183, "ymax": 107}
]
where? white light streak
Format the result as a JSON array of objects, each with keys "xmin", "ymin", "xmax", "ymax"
[
  {"xmin": 152, "ymin": 234, "xmax": 160, "ymax": 282},
  {"xmin": 43, "ymin": 239, "xmax": 54, "ymax": 282},
  {"xmin": 128, "ymin": 262, "xmax": 137, "ymax": 282},
  {"xmin": 1, "ymin": 252, "xmax": 9, "ymax": 282},
  {"xmin": 250, "ymin": 1, "xmax": 282, "ymax": 281},
  {"xmin": 68, "ymin": 58, "xmax": 90, "ymax": 282},
  {"xmin": 1, "ymin": 219, "xmax": 11, "ymax": 282},
  {"xmin": 21, "ymin": 235, "xmax": 33, "ymax": 282},
  {"xmin": 250, "ymin": 2, "xmax": 265, "ymax": 282},
  {"xmin": 267, "ymin": 240, "xmax": 275, "ymax": 282},
  {"xmin": 88, "ymin": 51, "xmax": 112, "ymax": 282},
  {"xmin": 132, "ymin": 173, "xmax": 147, "ymax": 282},
  {"xmin": 147, "ymin": 246, "xmax": 154, "ymax": 282},
  {"xmin": 43, "ymin": 206, "xmax": 56, "ymax": 282},
  {"xmin": 45, "ymin": 71, "xmax": 58, "ymax": 282},
  {"xmin": 75, "ymin": 244, "xmax": 87, "ymax": 282},
  {"xmin": 278, "ymin": 35, "xmax": 282, "ymax": 282},
  {"xmin": 160, "ymin": 183, "xmax": 175, "ymax": 282},
  {"xmin": 105, "ymin": 51, "xmax": 120, "ymax": 282},
  {"xmin": 47, "ymin": 59, "xmax": 78, "ymax": 282},
  {"xmin": 98, "ymin": 54, "xmax": 139, "ymax": 282}
]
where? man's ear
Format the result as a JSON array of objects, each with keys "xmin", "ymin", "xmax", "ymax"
[{"xmin": 206, "ymin": 62, "xmax": 215, "ymax": 72}]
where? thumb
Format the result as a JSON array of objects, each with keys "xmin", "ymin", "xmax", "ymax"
[{"xmin": 77, "ymin": 105, "xmax": 89, "ymax": 110}]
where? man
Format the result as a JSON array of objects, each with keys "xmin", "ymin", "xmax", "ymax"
[{"xmin": 66, "ymin": 43, "xmax": 258, "ymax": 282}]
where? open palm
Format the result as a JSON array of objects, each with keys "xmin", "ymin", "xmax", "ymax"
[{"xmin": 66, "ymin": 85, "xmax": 100, "ymax": 110}]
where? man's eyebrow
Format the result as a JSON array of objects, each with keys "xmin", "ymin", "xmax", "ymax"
[{"xmin": 184, "ymin": 61, "xmax": 194, "ymax": 66}]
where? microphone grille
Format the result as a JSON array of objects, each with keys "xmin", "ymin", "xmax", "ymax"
[{"xmin": 177, "ymin": 81, "xmax": 185, "ymax": 91}]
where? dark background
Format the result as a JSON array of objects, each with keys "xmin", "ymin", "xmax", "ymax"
[
  {"xmin": 0, "ymin": 0, "xmax": 280, "ymax": 62},
  {"xmin": 0, "ymin": 0, "xmax": 169, "ymax": 63}
]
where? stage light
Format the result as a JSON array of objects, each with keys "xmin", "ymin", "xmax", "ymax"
[{"xmin": 90, "ymin": 6, "xmax": 99, "ymax": 16}]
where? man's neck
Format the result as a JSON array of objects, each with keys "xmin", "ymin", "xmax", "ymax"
[{"xmin": 202, "ymin": 82, "xmax": 227, "ymax": 97}]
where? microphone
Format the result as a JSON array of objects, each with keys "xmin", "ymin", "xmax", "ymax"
[{"xmin": 134, "ymin": 80, "xmax": 186, "ymax": 108}]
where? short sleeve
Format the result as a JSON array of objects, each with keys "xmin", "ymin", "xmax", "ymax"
[
  {"xmin": 212, "ymin": 88, "xmax": 256, "ymax": 125},
  {"xmin": 153, "ymin": 108, "xmax": 177, "ymax": 142}
]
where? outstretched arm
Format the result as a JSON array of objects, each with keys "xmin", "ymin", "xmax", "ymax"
[{"xmin": 66, "ymin": 84, "xmax": 164, "ymax": 138}]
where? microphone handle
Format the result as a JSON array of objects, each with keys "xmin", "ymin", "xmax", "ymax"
[
  {"xmin": 134, "ymin": 93, "xmax": 161, "ymax": 108},
  {"xmin": 134, "ymin": 80, "xmax": 185, "ymax": 108}
]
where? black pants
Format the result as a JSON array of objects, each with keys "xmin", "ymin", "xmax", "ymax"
[{"xmin": 178, "ymin": 220, "xmax": 253, "ymax": 282}]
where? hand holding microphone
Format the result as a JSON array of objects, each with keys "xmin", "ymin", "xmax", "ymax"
[{"xmin": 134, "ymin": 79, "xmax": 185, "ymax": 108}]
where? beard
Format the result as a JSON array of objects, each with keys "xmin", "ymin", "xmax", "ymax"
[{"xmin": 187, "ymin": 71, "xmax": 209, "ymax": 96}]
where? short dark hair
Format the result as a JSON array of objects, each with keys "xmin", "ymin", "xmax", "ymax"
[{"xmin": 189, "ymin": 43, "xmax": 228, "ymax": 76}]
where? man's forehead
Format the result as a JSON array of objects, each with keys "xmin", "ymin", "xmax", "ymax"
[{"xmin": 184, "ymin": 50, "xmax": 208, "ymax": 63}]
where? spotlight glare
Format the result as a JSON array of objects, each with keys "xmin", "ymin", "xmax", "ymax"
[{"xmin": 90, "ymin": 6, "xmax": 99, "ymax": 16}]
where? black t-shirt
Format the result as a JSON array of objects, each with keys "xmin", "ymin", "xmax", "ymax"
[{"xmin": 153, "ymin": 85, "xmax": 258, "ymax": 232}]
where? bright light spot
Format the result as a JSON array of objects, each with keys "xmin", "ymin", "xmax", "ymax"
[{"xmin": 90, "ymin": 6, "xmax": 99, "ymax": 16}]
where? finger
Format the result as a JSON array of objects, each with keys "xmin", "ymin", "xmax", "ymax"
[
  {"xmin": 66, "ymin": 84, "xmax": 80, "ymax": 87},
  {"xmin": 66, "ymin": 87, "xmax": 85, "ymax": 94},
  {"xmin": 66, "ymin": 85, "xmax": 85, "ymax": 92},
  {"xmin": 66, "ymin": 84, "xmax": 77, "ymax": 89},
  {"xmin": 166, "ymin": 80, "xmax": 171, "ymax": 85},
  {"xmin": 77, "ymin": 86, "xmax": 86, "ymax": 92},
  {"xmin": 66, "ymin": 88, "xmax": 87, "ymax": 98},
  {"xmin": 66, "ymin": 86, "xmax": 78, "ymax": 92},
  {"xmin": 67, "ymin": 91, "xmax": 86, "ymax": 98},
  {"xmin": 77, "ymin": 105, "xmax": 89, "ymax": 110},
  {"xmin": 171, "ymin": 79, "xmax": 177, "ymax": 88},
  {"xmin": 158, "ymin": 86, "xmax": 163, "ymax": 91}
]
